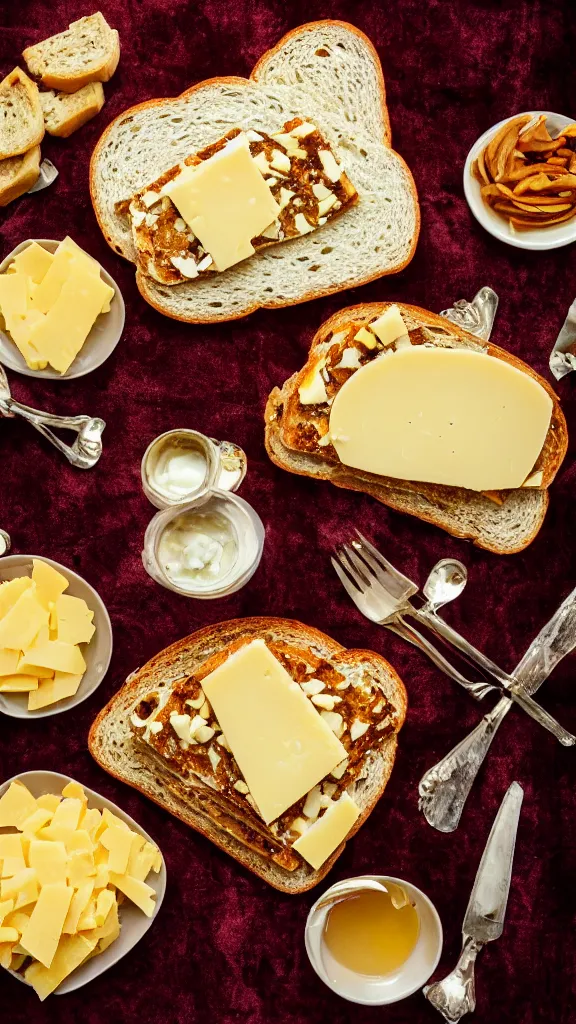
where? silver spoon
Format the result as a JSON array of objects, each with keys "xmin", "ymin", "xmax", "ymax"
[
  {"xmin": 0, "ymin": 365, "xmax": 104, "ymax": 469},
  {"xmin": 422, "ymin": 559, "xmax": 468, "ymax": 613}
]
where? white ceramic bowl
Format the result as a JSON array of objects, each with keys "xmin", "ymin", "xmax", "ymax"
[
  {"xmin": 305, "ymin": 875, "xmax": 443, "ymax": 1006},
  {"xmin": 0, "ymin": 771, "xmax": 166, "ymax": 996},
  {"xmin": 0, "ymin": 554, "xmax": 112, "ymax": 719},
  {"xmin": 463, "ymin": 111, "xmax": 576, "ymax": 250},
  {"xmin": 0, "ymin": 239, "xmax": 125, "ymax": 379}
]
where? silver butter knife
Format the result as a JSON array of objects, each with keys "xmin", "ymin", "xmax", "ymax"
[
  {"xmin": 424, "ymin": 781, "xmax": 523, "ymax": 1022},
  {"xmin": 419, "ymin": 585, "xmax": 576, "ymax": 832}
]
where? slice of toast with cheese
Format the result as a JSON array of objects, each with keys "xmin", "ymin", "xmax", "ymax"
[
  {"xmin": 88, "ymin": 618, "xmax": 406, "ymax": 893},
  {"xmin": 90, "ymin": 20, "xmax": 419, "ymax": 323},
  {"xmin": 265, "ymin": 303, "xmax": 567, "ymax": 555},
  {"xmin": 122, "ymin": 119, "xmax": 357, "ymax": 286}
]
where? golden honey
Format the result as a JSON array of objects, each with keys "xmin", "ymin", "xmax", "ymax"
[{"xmin": 323, "ymin": 888, "xmax": 420, "ymax": 976}]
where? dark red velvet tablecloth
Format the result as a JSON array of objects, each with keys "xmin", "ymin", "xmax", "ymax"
[{"xmin": 2, "ymin": 2, "xmax": 576, "ymax": 1022}]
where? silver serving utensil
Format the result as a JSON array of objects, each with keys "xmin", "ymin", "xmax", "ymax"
[
  {"xmin": 419, "ymin": 584, "xmax": 576, "ymax": 831},
  {"xmin": 333, "ymin": 533, "xmax": 575, "ymax": 746},
  {"xmin": 439, "ymin": 287, "xmax": 499, "ymax": 341},
  {"xmin": 549, "ymin": 298, "xmax": 576, "ymax": 380},
  {"xmin": 0, "ymin": 530, "xmax": 10, "ymax": 556},
  {"xmin": 424, "ymin": 781, "xmax": 523, "ymax": 1022},
  {"xmin": 423, "ymin": 560, "xmax": 468, "ymax": 613},
  {"xmin": 27, "ymin": 159, "xmax": 58, "ymax": 194},
  {"xmin": 0, "ymin": 365, "xmax": 105, "ymax": 469}
]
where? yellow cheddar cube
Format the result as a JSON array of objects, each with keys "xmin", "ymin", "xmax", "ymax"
[
  {"xmin": 66, "ymin": 829, "xmax": 92, "ymax": 854},
  {"xmin": 28, "ymin": 840, "xmax": 68, "ymax": 886},
  {"xmin": 25, "ymin": 932, "xmax": 98, "ymax": 1000},
  {"xmin": 109, "ymin": 872, "xmax": 156, "ymax": 917},
  {"xmin": 27, "ymin": 672, "xmax": 83, "ymax": 711},
  {"xmin": 37, "ymin": 794, "xmax": 60, "ymax": 813},
  {"xmin": 0, "ymin": 675, "xmax": 39, "ymax": 692},
  {"xmin": 31, "ymin": 560, "xmax": 68, "ymax": 610},
  {"xmin": 61, "ymin": 781, "xmax": 87, "ymax": 807},
  {"xmin": 0, "ymin": 834, "xmax": 26, "ymax": 877},
  {"xmin": 62, "ymin": 880, "xmax": 94, "ymax": 935},
  {"xmin": 0, "ymin": 781, "xmax": 37, "ymax": 828},
  {"xmin": 0, "ymin": 586, "xmax": 49, "ymax": 651},
  {"xmin": 19, "ymin": 639, "xmax": 85, "ymax": 676},
  {"xmin": 20, "ymin": 883, "xmax": 74, "ymax": 968},
  {"xmin": 100, "ymin": 826, "xmax": 133, "ymax": 875}
]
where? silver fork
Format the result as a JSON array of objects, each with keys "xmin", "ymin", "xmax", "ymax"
[{"xmin": 332, "ymin": 532, "xmax": 575, "ymax": 747}]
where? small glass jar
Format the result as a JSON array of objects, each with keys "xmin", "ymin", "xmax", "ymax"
[
  {"xmin": 141, "ymin": 430, "xmax": 219, "ymax": 509},
  {"xmin": 142, "ymin": 490, "xmax": 264, "ymax": 599}
]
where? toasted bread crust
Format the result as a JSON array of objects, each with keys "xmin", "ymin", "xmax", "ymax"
[
  {"xmin": 265, "ymin": 302, "xmax": 567, "ymax": 554},
  {"xmin": 88, "ymin": 617, "xmax": 407, "ymax": 893},
  {"xmin": 89, "ymin": 22, "xmax": 420, "ymax": 322}
]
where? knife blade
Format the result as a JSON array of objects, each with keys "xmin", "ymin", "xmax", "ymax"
[
  {"xmin": 424, "ymin": 782, "xmax": 524, "ymax": 1022},
  {"xmin": 463, "ymin": 780, "xmax": 523, "ymax": 943}
]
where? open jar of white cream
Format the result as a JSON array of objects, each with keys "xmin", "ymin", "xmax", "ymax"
[
  {"xmin": 141, "ymin": 429, "xmax": 246, "ymax": 509},
  {"xmin": 142, "ymin": 490, "xmax": 264, "ymax": 598}
]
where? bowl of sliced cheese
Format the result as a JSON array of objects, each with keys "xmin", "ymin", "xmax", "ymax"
[
  {"xmin": 0, "ymin": 772, "xmax": 166, "ymax": 999},
  {"xmin": 0, "ymin": 555, "xmax": 112, "ymax": 718},
  {"xmin": 0, "ymin": 237, "xmax": 124, "ymax": 379}
]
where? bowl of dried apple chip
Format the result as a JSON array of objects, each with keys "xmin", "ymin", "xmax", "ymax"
[{"xmin": 464, "ymin": 111, "xmax": 576, "ymax": 250}]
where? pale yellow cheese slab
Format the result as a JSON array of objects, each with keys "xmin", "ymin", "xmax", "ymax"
[
  {"xmin": 28, "ymin": 840, "xmax": 68, "ymax": 886},
  {"xmin": 0, "ymin": 648, "xmax": 20, "ymax": 675},
  {"xmin": 0, "ymin": 782, "xmax": 37, "ymax": 829},
  {"xmin": 292, "ymin": 793, "xmax": 360, "ymax": 869},
  {"xmin": 54, "ymin": 594, "xmax": 95, "ymax": 646},
  {"xmin": 108, "ymin": 872, "xmax": 156, "ymax": 917},
  {"xmin": 62, "ymin": 880, "xmax": 94, "ymax": 934},
  {"xmin": 0, "ymin": 675, "xmax": 38, "ymax": 692},
  {"xmin": 0, "ymin": 586, "xmax": 49, "ymax": 651},
  {"xmin": 1, "ymin": 867, "xmax": 38, "ymax": 902},
  {"xmin": 0, "ymin": 576, "xmax": 33, "ymax": 622},
  {"xmin": 163, "ymin": 133, "xmax": 280, "ymax": 272},
  {"xmin": 43, "ymin": 798, "xmax": 83, "ymax": 842},
  {"xmin": 329, "ymin": 347, "xmax": 553, "ymax": 492},
  {"xmin": 27, "ymin": 672, "xmax": 83, "ymax": 711},
  {"xmin": 100, "ymin": 826, "xmax": 132, "ymax": 874},
  {"xmin": 11, "ymin": 242, "xmax": 54, "ymax": 284},
  {"xmin": 28, "ymin": 262, "xmax": 114, "ymax": 374},
  {"xmin": 25, "ymin": 932, "xmax": 97, "ymax": 1001},
  {"xmin": 19, "ymin": 639, "xmax": 86, "ymax": 675},
  {"xmin": 202, "ymin": 639, "xmax": 347, "ymax": 824},
  {"xmin": 20, "ymin": 883, "xmax": 74, "ymax": 969},
  {"xmin": 0, "ymin": 834, "xmax": 27, "ymax": 877},
  {"xmin": 32, "ymin": 559, "xmax": 68, "ymax": 609},
  {"xmin": 0, "ymin": 899, "xmax": 14, "ymax": 923},
  {"xmin": 0, "ymin": 271, "xmax": 28, "ymax": 324}
]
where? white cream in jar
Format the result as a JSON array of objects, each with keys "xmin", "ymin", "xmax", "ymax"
[
  {"xmin": 157, "ymin": 509, "xmax": 237, "ymax": 590},
  {"xmin": 154, "ymin": 446, "xmax": 207, "ymax": 500}
]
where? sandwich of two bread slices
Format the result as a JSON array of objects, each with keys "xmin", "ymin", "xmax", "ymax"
[
  {"xmin": 90, "ymin": 20, "xmax": 419, "ymax": 322},
  {"xmin": 89, "ymin": 619, "xmax": 407, "ymax": 893},
  {"xmin": 0, "ymin": 13, "xmax": 118, "ymax": 206}
]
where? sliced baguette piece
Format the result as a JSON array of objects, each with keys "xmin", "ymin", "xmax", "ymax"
[
  {"xmin": 0, "ymin": 68, "xmax": 44, "ymax": 160},
  {"xmin": 40, "ymin": 82, "xmax": 105, "ymax": 138},
  {"xmin": 265, "ymin": 303, "xmax": 568, "ymax": 555},
  {"xmin": 23, "ymin": 13, "xmax": 120, "ymax": 94},
  {"xmin": 88, "ymin": 617, "xmax": 407, "ymax": 893},
  {"xmin": 90, "ymin": 20, "xmax": 419, "ymax": 323},
  {"xmin": 0, "ymin": 146, "xmax": 41, "ymax": 207}
]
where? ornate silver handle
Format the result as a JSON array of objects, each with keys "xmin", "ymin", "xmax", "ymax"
[
  {"xmin": 439, "ymin": 287, "xmax": 499, "ymax": 341},
  {"xmin": 1, "ymin": 396, "xmax": 105, "ymax": 469},
  {"xmin": 424, "ymin": 934, "xmax": 483, "ymax": 1022},
  {"xmin": 418, "ymin": 698, "xmax": 511, "ymax": 832},
  {"xmin": 386, "ymin": 618, "xmax": 495, "ymax": 701},
  {"xmin": 412, "ymin": 608, "xmax": 575, "ymax": 747}
]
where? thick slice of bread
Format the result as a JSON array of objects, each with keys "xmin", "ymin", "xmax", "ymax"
[
  {"xmin": 23, "ymin": 13, "xmax": 120, "ymax": 94},
  {"xmin": 0, "ymin": 68, "xmax": 44, "ymax": 161},
  {"xmin": 40, "ymin": 82, "xmax": 104, "ymax": 138},
  {"xmin": 0, "ymin": 146, "xmax": 41, "ymax": 207},
  {"xmin": 90, "ymin": 21, "xmax": 419, "ymax": 323},
  {"xmin": 265, "ymin": 303, "xmax": 568, "ymax": 555},
  {"xmin": 89, "ymin": 618, "xmax": 407, "ymax": 893}
]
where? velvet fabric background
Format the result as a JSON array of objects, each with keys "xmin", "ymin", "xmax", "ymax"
[{"xmin": 1, "ymin": 2, "xmax": 576, "ymax": 1021}]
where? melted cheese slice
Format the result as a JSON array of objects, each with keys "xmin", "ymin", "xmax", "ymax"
[
  {"xmin": 163, "ymin": 133, "xmax": 280, "ymax": 272},
  {"xmin": 329, "ymin": 347, "xmax": 553, "ymax": 491},
  {"xmin": 202, "ymin": 639, "xmax": 346, "ymax": 824}
]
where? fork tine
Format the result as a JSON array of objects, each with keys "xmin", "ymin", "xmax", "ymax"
[
  {"xmin": 331, "ymin": 555, "xmax": 363, "ymax": 602},
  {"xmin": 341, "ymin": 543, "xmax": 378, "ymax": 589},
  {"xmin": 353, "ymin": 531, "xmax": 417, "ymax": 590}
]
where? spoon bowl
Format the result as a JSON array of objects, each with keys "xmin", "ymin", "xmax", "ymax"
[{"xmin": 423, "ymin": 559, "xmax": 468, "ymax": 612}]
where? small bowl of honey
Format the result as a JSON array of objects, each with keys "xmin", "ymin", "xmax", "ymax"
[{"xmin": 305, "ymin": 875, "xmax": 443, "ymax": 1005}]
